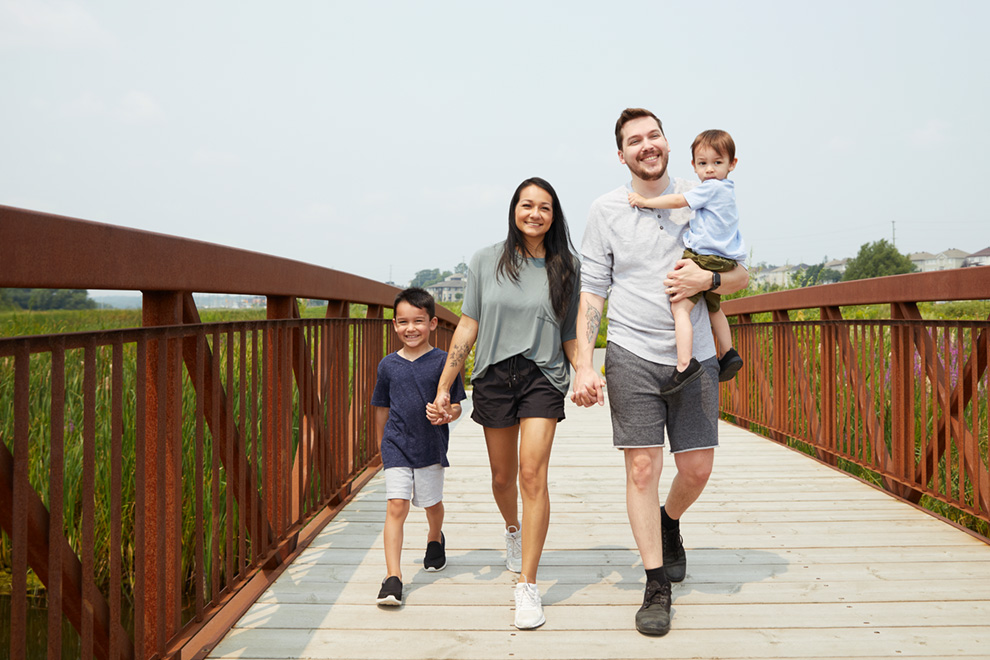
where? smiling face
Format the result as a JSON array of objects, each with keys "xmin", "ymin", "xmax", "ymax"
[
  {"xmin": 513, "ymin": 184, "xmax": 554, "ymax": 254},
  {"xmin": 392, "ymin": 300, "xmax": 437, "ymax": 354},
  {"xmin": 618, "ymin": 115, "xmax": 670, "ymax": 183},
  {"xmin": 692, "ymin": 145, "xmax": 737, "ymax": 182}
]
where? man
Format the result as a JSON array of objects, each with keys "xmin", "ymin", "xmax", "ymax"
[{"xmin": 571, "ymin": 108, "xmax": 749, "ymax": 636}]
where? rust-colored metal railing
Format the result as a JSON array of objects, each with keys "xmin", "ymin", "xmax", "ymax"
[
  {"xmin": 0, "ymin": 205, "xmax": 458, "ymax": 659},
  {"xmin": 720, "ymin": 268, "xmax": 990, "ymax": 534}
]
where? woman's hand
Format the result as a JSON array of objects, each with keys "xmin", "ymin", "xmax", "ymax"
[
  {"xmin": 429, "ymin": 390, "xmax": 454, "ymax": 424},
  {"xmin": 571, "ymin": 364, "xmax": 606, "ymax": 407}
]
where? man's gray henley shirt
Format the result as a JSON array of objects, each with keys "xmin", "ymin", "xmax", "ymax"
[{"xmin": 580, "ymin": 178, "xmax": 717, "ymax": 366}]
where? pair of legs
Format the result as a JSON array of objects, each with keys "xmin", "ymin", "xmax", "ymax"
[
  {"xmin": 383, "ymin": 499, "xmax": 444, "ymax": 580},
  {"xmin": 483, "ymin": 417, "xmax": 557, "ymax": 583},
  {"xmin": 624, "ymin": 446, "xmax": 713, "ymax": 569},
  {"xmin": 671, "ymin": 299, "xmax": 733, "ymax": 372}
]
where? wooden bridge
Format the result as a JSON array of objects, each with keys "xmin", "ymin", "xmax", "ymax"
[
  {"xmin": 208, "ymin": 401, "xmax": 990, "ymax": 659},
  {"xmin": 2, "ymin": 205, "xmax": 989, "ymax": 659}
]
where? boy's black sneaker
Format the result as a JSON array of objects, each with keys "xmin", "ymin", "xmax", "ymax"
[
  {"xmin": 376, "ymin": 576, "xmax": 402, "ymax": 606},
  {"xmin": 635, "ymin": 579, "xmax": 672, "ymax": 636},
  {"xmin": 660, "ymin": 358, "xmax": 702, "ymax": 396},
  {"xmin": 718, "ymin": 348, "xmax": 743, "ymax": 382},
  {"xmin": 661, "ymin": 525, "xmax": 687, "ymax": 582},
  {"xmin": 424, "ymin": 532, "xmax": 446, "ymax": 571}
]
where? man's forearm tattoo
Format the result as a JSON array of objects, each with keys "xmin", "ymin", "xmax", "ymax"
[
  {"xmin": 585, "ymin": 307, "xmax": 601, "ymax": 344},
  {"xmin": 448, "ymin": 341, "xmax": 471, "ymax": 368}
]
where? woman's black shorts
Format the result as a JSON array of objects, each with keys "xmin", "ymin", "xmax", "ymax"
[{"xmin": 470, "ymin": 354, "xmax": 565, "ymax": 428}]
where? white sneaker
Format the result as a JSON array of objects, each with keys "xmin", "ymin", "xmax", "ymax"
[
  {"xmin": 504, "ymin": 525, "xmax": 522, "ymax": 573},
  {"xmin": 513, "ymin": 581, "xmax": 545, "ymax": 629}
]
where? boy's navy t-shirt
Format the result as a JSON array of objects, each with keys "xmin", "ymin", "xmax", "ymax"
[{"xmin": 371, "ymin": 347, "xmax": 466, "ymax": 469}]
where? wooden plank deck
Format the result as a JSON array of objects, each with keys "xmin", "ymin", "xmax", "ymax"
[{"xmin": 209, "ymin": 399, "xmax": 990, "ymax": 659}]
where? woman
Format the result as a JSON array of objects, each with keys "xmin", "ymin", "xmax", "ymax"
[{"xmin": 430, "ymin": 177, "xmax": 580, "ymax": 630}]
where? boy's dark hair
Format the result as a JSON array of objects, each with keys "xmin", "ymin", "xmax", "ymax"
[
  {"xmin": 615, "ymin": 108, "xmax": 664, "ymax": 149},
  {"xmin": 497, "ymin": 177, "xmax": 577, "ymax": 323},
  {"xmin": 393, "ymin": 287, "xmax": 436, "ymax": 318},
  {"xmin": 691, "ymin": 129, "xmax": 736, "ymax": 162}
]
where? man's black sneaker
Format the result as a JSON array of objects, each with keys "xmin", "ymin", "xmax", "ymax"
[
  {"xmin": 376, "ymin": 576, "xmax": 402, "ymax": 606},
  {"xmin": 635, "ymin": 579, "xmax": 672, "ymax": 636},
  {"xmin": 661, "ymin": 525, "xmax": 687, "ymax": 582},
  {"xmin": 718, "ymin": 348, "xmax": 743, "ymax": 382},
  {"xmin": 424, "ymin": 532, "xmax": 446, "ymax": 571},
  {"xmin": 660, "ymin": 358, "xmax": 702, "ymax": 396}
]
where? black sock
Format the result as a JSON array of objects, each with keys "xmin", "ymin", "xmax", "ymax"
[
  {"xmin": 661, "ymin": 506, "xmax": 679, "ymax": 531},
  {"xmin": 645, "ymin": 567, "xmax": 668, "ymax": 584}
]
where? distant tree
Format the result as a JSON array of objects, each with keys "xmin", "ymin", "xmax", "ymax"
[
  {"xmin": 0, "ymin": 289, "xmax": 15, "ymax": 311},
  {"xmin": 793, "ymin": 262, "xmax": 842, "ymax": 287},
  {"xmin": 455, "ymin": 261, "xmax": 468, "ymax": 275},
  {"xmin": 841, "ymin": 240, "xmax": 916, "ymax": 281},
  {"xmin": 3, "ymin": 288, "xmax": 96, "ymax": 310},
  {"xmin": 409, "ymin": 268, "xmax": 452, "ymax": 288},
  {"xmin": 410, "ymin": 269, "xmax": 441, "ymax": 288}
]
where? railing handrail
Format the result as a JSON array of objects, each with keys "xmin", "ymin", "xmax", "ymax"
[
  {"xmin": 716, "ymin": 267, "xmax": 989, "ymax": 544},
  {"xmin": 0, "ymin": 206, "xmax": 460, "ymax": 660},
  {"xmin": 0, "ymin": 204, "xmax": 459, "ymax": 326},
  {"xmin": 722, "ymin": 266, "xmax": 990, "ymax": 316}
]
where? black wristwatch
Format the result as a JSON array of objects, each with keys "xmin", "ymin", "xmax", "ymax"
[{"xmin": 708, "ymin": 271, "xmax": 721, "ymax": 291}]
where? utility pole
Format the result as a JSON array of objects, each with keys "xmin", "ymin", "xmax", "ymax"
[{"xmin": 892, "ymin": 220, "xmax": 896, "ymax": 247}]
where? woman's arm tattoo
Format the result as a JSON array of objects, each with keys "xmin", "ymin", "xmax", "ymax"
[
  {"xmin": 448, "ymin": 341, "xmax": 471, "ymax": 368},
  {"xmin": 585, "ymin": 307, "xmax": 601, "ymax": 343}
]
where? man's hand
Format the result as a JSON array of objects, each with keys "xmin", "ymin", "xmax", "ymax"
[
  {"xmin": 570, "ymin": 364, "xmax": 606, "ymax": 407},
  {"xmin": 664, "ymin": 258, "xmax": 710, "ymax": 303}
]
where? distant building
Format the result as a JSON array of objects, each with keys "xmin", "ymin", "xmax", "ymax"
[
  {"xmin": 963, "ymin": 246, "xmax": 990, "ymax": 268},
  {"xmin": 751, "ymin": 264, "xmax": 807, "ymax": 288},
  {"xmin": 908, "ymin": 251, "xmax": 936, "ymax": 272},
  {"xmin": 933, "ymin": 249, "xmax": 970, "ymax": 271},
  {"xmin": 425, "ymin": 273, "xmax": 467, "ymax": 302},
  {"xmin": 909, "ymin": 249, "xmax": 970, "ymax": 273},
  {"xmin": 824, "ymin": 258, "xmax": 848, "ymax": 276}
]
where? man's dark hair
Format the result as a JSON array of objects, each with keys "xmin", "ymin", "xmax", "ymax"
[
  {"xmin": 614, "ymin": 108, "xmax": 664, "ymax": 149},
  {"xmin": 393, "ymin": 287, "xmax": 436, "ymax": 318}
]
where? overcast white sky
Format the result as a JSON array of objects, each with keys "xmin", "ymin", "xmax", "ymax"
[{"xmin": 2, "ymin": 0, "xmax": 987, "ymax": 289}]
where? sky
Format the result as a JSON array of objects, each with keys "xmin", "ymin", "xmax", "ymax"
[{"xmin": 2, "ymin": 0, "xmax": 988, "ymax": 292}]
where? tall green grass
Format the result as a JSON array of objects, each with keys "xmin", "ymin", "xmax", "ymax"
[{"xmin": 0, "ymin": 306, "xmax": 388, "ymax": 619}]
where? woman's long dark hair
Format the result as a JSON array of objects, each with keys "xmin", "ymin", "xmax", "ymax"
[{"xmin": 496, "ymin": 177, "xmax": 577, "ymax": 322}]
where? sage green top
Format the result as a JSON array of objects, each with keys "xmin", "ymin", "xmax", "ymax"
[{"xmin": 462, "ymin": 242, "xmax": 580, "ymax": 393}]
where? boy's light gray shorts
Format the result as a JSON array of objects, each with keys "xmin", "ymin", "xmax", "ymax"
[
  {"xmin": 384, "ymin": 464, "xmax": 445, "ymax": 507},
  {"xmin": 604, "ymin": 342, "xmax": 720, "ymax": 452}
]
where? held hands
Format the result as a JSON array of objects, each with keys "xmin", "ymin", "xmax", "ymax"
[
  {"xmin": 428, "ymin": 390, "xmax": 454, "ymax": 425},
  {"xmin": 570, "ymin": 365, "xmax": 606, "ymax": 408},
  {"xmin": 663, "ymin": 258, "xmax": 709, "ymax": 303},
  {"xmin": 628, "ymin": 191, "xmax": 648, "ymax": 208}
]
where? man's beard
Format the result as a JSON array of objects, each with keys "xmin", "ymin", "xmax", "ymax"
[{"xmin": 628, "ymin": 153, "xmax": 668, "ymax": 181}]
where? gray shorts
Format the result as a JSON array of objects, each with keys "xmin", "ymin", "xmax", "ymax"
[
  {"xmin": 384, "ymin": 464, "xmax": 445, "ymax": 508},
  {"xmin": 604, "ymin": 342, "xmax": 719, "ymax": 452}
]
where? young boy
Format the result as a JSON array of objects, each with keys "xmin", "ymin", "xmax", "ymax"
[
  {"xmin": 628, "ymin": 128, "xmax": 746, "ymax": 393},
  {"xmin": 371, "ymin": 287, "xmax": 466, "ymax": 606}
]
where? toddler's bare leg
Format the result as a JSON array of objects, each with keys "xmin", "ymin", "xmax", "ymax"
[
  {"xmin": 671, "ymin": 298, "xmax": 697, "ymax": 371},
  {"xmin": 709, "ymin": 308, "xmax": 733, "ymax": 357}
]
